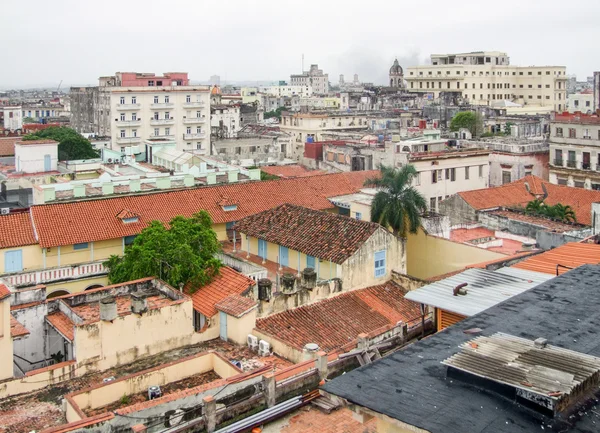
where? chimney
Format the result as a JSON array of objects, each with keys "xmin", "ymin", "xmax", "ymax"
[
  {"xmin": 301, "ymin": 268, "xmax": 317, "ymax": 290},
  {"xmin": 130, "ymin": 293, "xmax": 147, "ymax": 315},
  {"xmin": 257, "ymin": 278, "xmax": 272, "ymax": 301},
  {"xmin": 100, "ymin": 296, "xmax": 117, "ymax": 322},
  {"xmin": 281, "ymin": 273, "xmax": 296, "ymax": 294}
]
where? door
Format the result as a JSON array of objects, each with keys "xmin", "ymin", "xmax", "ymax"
[
  {"xmin": 44, "ymin": 154, "xmax": 51, "ymax": 172},
  {"xmin": 219, "ymin": 311, "xmax": 227, "ymax": 341},
  {"xmin": 258, "ymin": 239, "xmax": 267, "ymax": 260},
  {"xmin": 279, "ymin": 246, "xmax": 289, "ymax": 267},
  {"xmin": 306, "ymin": 255, "xmax": 316, "ymax": 269},
  {"xmin": 583, "ymin": 152, "xmax": 591, "ymax": 169},
  {"xmin": 5, "ymin": 250, "xmax": 23, "ymax": 273}
]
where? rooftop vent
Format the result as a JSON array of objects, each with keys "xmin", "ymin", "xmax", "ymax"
[
  {"xmin": 99, "ymin": 296, "xmax": 117, "ymax": 322},
  {"xmin": 442, "ymin": 333, "xmax": 600, "ymax": 418},
  {"xmin": 130, "ymin": 293, "xmax": 147, "ymax": 315}
]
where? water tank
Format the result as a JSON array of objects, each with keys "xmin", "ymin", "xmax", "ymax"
[{"xmin": 257, "ymin": 278, "xmax": 272, "ymax": 301}]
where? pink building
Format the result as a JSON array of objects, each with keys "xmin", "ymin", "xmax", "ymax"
[{"xmin": 100, "ymin": 72, "xmax": 189, "ymax": 87}]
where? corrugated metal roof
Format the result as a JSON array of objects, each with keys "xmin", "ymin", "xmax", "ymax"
[
  {"xmin": 493, "ymin": 267, "xmax": 554, "ymax": 285},
  {"xmin": 404, "ymin": 268, "xmax": 541, "ymax": 316}
]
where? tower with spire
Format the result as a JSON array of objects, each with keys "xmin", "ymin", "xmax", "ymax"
[{"xmin": 389, "ymin": 59, "xmax": 405, "ymax": 88}]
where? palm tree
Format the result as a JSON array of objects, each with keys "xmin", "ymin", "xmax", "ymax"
[
  {"xmin": 364, "ymin": 165, "xmax": 428, "ymax": 238},
  {"xmin": 525, "ymin": 198, "xmax": 545, "ymax": 215},
  {"xmin": 548, "ymin": 204, "xmax": 576, "ymax": 223}
]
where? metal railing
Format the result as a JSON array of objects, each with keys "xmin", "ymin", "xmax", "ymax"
[
  {"xmin": 567, "ymin": 160, "xmax": 577, "ymax": 168},
  {"xmin": 553, "ymin": 159, "xmax": 564, "ymax": 166}
]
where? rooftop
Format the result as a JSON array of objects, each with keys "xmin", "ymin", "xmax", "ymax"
[
  {"xmin": 323, "ymin": 265, "xmax": 600, "ymax": 433},
  {"xmin": 214, "ymin": 294, "xmax": 257, "ymax": 318},
  {"xmin": 0, "ymin": 212, "xmax": 37, "ymax": 249},
  {"xmin": 489, "ymin": 209, "xmax": 587, "ymax": 233},
  {"xmin": 234, "ymin": 203, "xmax": 381, "ymax": 264},
  {"xmin": 255, "ymin": 281, "xmax": 422, "ymax": 352},
  {"xmin": 553, "ymin": 111, "xmax": 600, "ymax": 125},
  {"xmin": 260, "ymin": 165, "xmax": 326, "ymax": 179},
  {"xmin": 449, "ymin": 226, "xmax": 528, "ymax": 255},
  {"xmin": 10, "ymin": 314, "xmax": 30, "ymax": 339},
  {"xmin": 15, "ymin": 139, "xmax": 58, "ymax": 146},
  {"xmin": 0, "ymin": 136, "xmax": 19, "ymax": 156},
  {"xmin": 511, "ymin": 242, "xmax": 600, "ymax": 275}
]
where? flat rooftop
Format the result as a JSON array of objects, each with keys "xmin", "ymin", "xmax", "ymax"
[{"xmin": 323, "ymin": 265, "xmax": 600, "ymax": 433}]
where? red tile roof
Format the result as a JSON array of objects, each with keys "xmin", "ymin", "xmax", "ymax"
[
  {"xmin": 16, "ymin": 139, "xmax": 58, "ymax": 145},
  {"xmin": 255, "ymin": 281, "xmax": 422, "ymax": 352},
  {"xmin": 10, "ymin": 314, "xmax": 30, "ymax": 338},
  {"xmin": 260, "ymin": 165, "xmax": 326, "ymax": 178},
  {"xmin": 0, "ymin": 136, "xmax": 19, "ymax": 156},
  {"xmin": 30, "ymin": 171, "xmax": 377, "ymax": 248},
  {"xmin": 46, "ymin": 311, "xmax": 74, "ymax": 341},
  {"xmin": 458, "ymin": 175, "xmax": 600, "ymax": 226},
  {"xmin": 70, "ymin": 295, "xmax": 176, "ymax": 323},
  {"xmin": 186, "ymin": 267, "xmax": 256, "ymax": 317},
  {"xmin": 449, "ymin": 227, "xmax": 526, "ymax": 256},
  {"xmin": 511, "ymin": 242, "xmax": 600, "ymax": 275},
  {"xmin": 234, "ymin": 203, "xmax": 380, "ymax": 264},
  {"xmin": 0, "ymin": 212, "xmax": 38, "ymax": 248},
  {"xmin": 0, "ymin": 283, "xmax": 10, "ymax": 300},
  {"xmin": 215, "ymin": 294, "xmax": 257, "ymax": 317}
]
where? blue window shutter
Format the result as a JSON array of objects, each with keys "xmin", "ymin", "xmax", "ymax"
[
  {"xmin": 5, "ymin": 250, "xmax": 23, "ymax": 273},
  {"xmin": 374, "ymin": 250, "xmax": 386, "ymax": 277},
  {"xmin": 307, "ymin": 255, "xmax": 316, "ymax": 269}
]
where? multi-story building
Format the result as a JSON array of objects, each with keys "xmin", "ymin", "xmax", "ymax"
[
  {"xmin": 549, "ymin": 112, "xmax": 600, "ymax": 189},
  {"xmin": 290, "ymin": 64, "xmax": 329, "ymax": 95},
  {"xmin": 406, "ymin": 51, "xmax": 567, "ymax": 111},
  {"xmin": 2, "ymin": 106, "xmax": 22, "ymax": 131},
  {"xmin": 568, "ymin": 90, "xmax": 595, "ymax": 113},
  {"xmin": 211, "ymin": 104, "xmax": 241, "ymax": 139},
  {"xmin": 70, "ymin": 72, "xmax": 210, "ymax": 159}
]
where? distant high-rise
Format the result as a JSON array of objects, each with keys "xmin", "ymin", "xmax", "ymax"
[
  {"xmin": 290, "ymin": 64, "xmax": 329, "ymax": 95},
  {"xmin": 209, "ymin": 75, "xmax": 221, "ymax": 86},
  {"xmin": 339, "ymin": 74, "xmax": 345, "ymax": 86}
]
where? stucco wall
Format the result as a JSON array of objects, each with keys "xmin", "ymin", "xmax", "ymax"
[
  {"xmin": 253, "ymin": 328, "xmax": 304, "ymax": 363},
  {"xmin": 46, "ymin": 275, "xmax": 109, "ymax": 297},
  {"xmin": 0, "ymin": 244, "xmax": 42, "ymax": 274},
  {"xmin": 406, "ymin": 228, "xmax": 505, "ymax": 280},
  {"xmin": 11, "ymin": 303, "xmax": 48, "ymax": 372},
  {"xmin": 488, "ymin": 151, "xmax": 549, "ymax": 187},
  {"xmin": 225, "ymin": 310, "xmax": 257, "ymax": 346},
  {"xmin": 0, "ymin": 361, "xmax": 76, "ymax": 399},
  {"xmin": 439, "ymin": 194, "xmax": 479, "ymax": 225}
]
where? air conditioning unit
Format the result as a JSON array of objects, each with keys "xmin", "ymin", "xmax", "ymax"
[
  {"xmin": 247, "ymin": 334, "xmax": 258, "ymax": 351},
  {"xmin": 148, "ymin": 385, "xmax": 162, "ymax": 400},
  {"xmin": 0, "ymin": 208, "xmax": 9, "ymax": 215},
  {"xmin": 258, "ymin": 340, "xmax": 271, "ymax": 357}
]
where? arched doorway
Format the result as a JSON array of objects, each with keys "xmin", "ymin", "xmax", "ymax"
[
  {"xmin": 85, "ymin": 284, "xmax": 104, "ymax": 291},
  {"xmin": 47, "ymin": 289, "xmax": 70, "ymax": 299}
]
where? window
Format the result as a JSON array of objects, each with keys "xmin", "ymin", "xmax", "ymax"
[
  {"xmin": 154, "ymin": 112, "xmax": 159, "ymax": 120},
  {"xmin": 465, "ymin": 166, "xmax": 470, "ymax": 180},
  {"xmin": 306, "ymin": 255, "xmax": 316, "ymax": 269},
  {"xmin": 186, "ymin": 127, "xmax": 191, "ymax": 134},
  {"xmin": 196, "ymin": 143, "xmax": 203, "ymax": 150},
  {"xmin": 131, "ymin": 113, "xmax": 137, "ymax": 121},
  {"xmin": 430, "ymin": 197, "xmax": 436, "ymax": 211},
  {"xmin": 154, "ymin": 128, "xmax": 160, "ymax": 136},
  {"xmin": 355, "ymin": 212, "xmax": 362, "ymax": 221},
  {"xmin": 124, "ymin": 235, "xmax": 137, "ymax": 246},
  {"xmin": 120, "ymin": 146, "xmax": 125, "ymax": 153},
  {"xmin": 73, "ymin": 242, "xmax": 88, "ymax": 250},
  {"xmin": 119, "ymin": 96, "xmax": 125, "ymax": 104},
  {"xmin": 568, "ymin": 128, "xmax": 576, "ymax": 138},
  {"xmin": 556, "ymin": 127, "xmax": 563, "ymax": 137},
  {"xmin": 186, "ymin": 95, "xmax": 191, "ymax": 103},
  {"xmin": 193, "ymin": 311, "xmax": 206, "ymax": 332},
  {"xmin": 165, "ymin": 96, "xmax": 170, "ymax": 103},
  {"xmin": 131, "ymin": 96, "xmax": 136, "ymax": 104},
  {"xmin": 165, "ymin": 127, "xmax": 170, "ymax": 136},
  {"xmin": 4, "ymin": 250, "xmax": 23, "ymax": 273},
  {"xmin": 479, "ymin": 165, "xmax": 484, "ymax": 178},
  {"xmin": 154, "ymin": 96, "xmax": 159, "ymax": 103},
  {"xmin": 374, "ymin": 250, "xmax": 386, "ymax": 278},
  {"xmin": 120, "ymin": 113, "xmax": 125, "ymax": 121},
  {"xmin": 132, "ymin": 129, "xmax": 137, "ymax": 137},
  {"xmin": 148, "ymin": 80, "xmax": 154, "ymax": 86},
  {"xmin": 196, "ymin": 111, "xmax": 202, "ymax": 118},
  {"xmin": 196, "ymin": 127, "xmax": 201, "ymax": 134},
  {"xmin": 431, "ymin": 170, "xmax": 438, "ymax": 184},
  {"xmin": 258, "ymin": 239, "xmax": 267, "ymax": 259},
  {"xmin": 223, "ymin": 205, "xmax": 238, "ymax": 211},
  {"xmin": 165, "ymin": 112, "xmax": 170, "ymax": 120},
  {"xmin": 414, "ymin": 172, "xmax": 421, "ymax": 186},
  {"xmin": 120, "ymin": 130, "xmax": 126, "ymax": 138}
]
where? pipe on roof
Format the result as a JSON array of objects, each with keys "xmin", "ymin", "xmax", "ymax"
[{"xmin": 453, "ymin": 283, "xmax": 468, "ymax": 296}]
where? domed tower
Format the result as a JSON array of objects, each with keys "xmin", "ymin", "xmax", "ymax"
[{"xmin": 389, "ymin": 59, "xmax": 404, "ymax": 88}]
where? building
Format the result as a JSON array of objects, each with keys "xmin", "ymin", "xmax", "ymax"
[
  {"xmin": 323, "ymin": 264, "xmax": 600, "ymax": 433},
  {"xmin": 70, "ymin": 72, "xmax": 211, "ymax": 158},
  {"xmin": 405, "ymin": 51, "xmax": 567, "ymax": 110},
  {"xmin": 567, "ymin": 90, "xmax": 594, "ymax": 113},
  {"xmin": 389, "ymin": 59, "xmax": 405, "ymax": 88},
  {"xmin": 210, "ymin": 104, "xmax": 241, "ymax": 139},
  {"xmin": 14, "ymin": 139, "xmax": 58, "ymax": 173},
  {"xmin": 290, "ymin": 64, "xmax": 329, "ymax": 95},
  {"xmin": 594, "ymin": 71, "xmax": 600, "ymax": 110},
  {"xmin": 233, "ymin": 203, "xmax": 406, "ymax": 287},
  {"xmin": 549, "ymin": 111, "xmax": 600, "ymax": 189},
  {"xmin": 2, "ymin": 106, "xmax": 22, "ymax": 131}
]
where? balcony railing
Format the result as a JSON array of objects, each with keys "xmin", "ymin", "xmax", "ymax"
[
  {"xmin": 150, "ymin": 118, "xmax": 175, "ymax": 126},
  {"xmin": 2, "ymin": 261, "xmax": 107, "ymax": 287},
  {"xmin": 582, "ymin": 162, "xmax": 591, "ymax": 170},
  {"xmin": 117, "ymin": 103, "xmax": 141, "ymax": 110},
  {"xmin": 116, "ymin": 136, "xmax": 141, "ymax": 144},
  {"xmin": 183, "ymin": 101, "xmax": 205, "ymax": 108},
  {"xmin": 183, "ymin": 117, "xmax": 206, "ymax": 124},
  {"xmin": 567, "ymin": 160, "xmax": 577, "ymax": 168},
  {"xmin": 149, "ymin": 134, "xmax": 175, "ymax": 139},
  {"xmin": 150, "ymin": 103, "xmax": 174, "ymax": 109},
  {"xmin": 553, "ymin": 159, "xmax": 564, "ymax": 166},
  {"xmin": 116, "ymin": 120, "xmax": 142, "ymax": 127},
  {"xmin": 183, "ymin": 133, "xmax": 206, "ymax": 140}
]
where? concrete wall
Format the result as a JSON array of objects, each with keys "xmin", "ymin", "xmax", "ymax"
[
  {"xmin": 11, "ymin": 303, "xmax": 48, "ymax": 372},
  {"xmin": 488, "ymin": 151, "xmax": 549, "ymax": 187},
  {"xmin": 439, "ymin": 194, "xmax": 479, "ymax": 225},
  {"xmin": 15, "ymin": 142, "xmax": 58, "ymax": 173},
  {"xmin": 0, "ymin": 360, "xmax": 77, "ymax": 399},
  {"xmin": 406, "ymin": 228, "xmax": 505, "ymax": 280},
  {"xmin": 45, "ymin": 275, "xmax": 109, "ymax": 297},
  {"xmin": 225, "ymin": 309, "xmax": 257, "ymax": 346}
]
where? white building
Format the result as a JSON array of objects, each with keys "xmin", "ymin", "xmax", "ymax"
[
  {"xmin": 211, "ymin": 104, "xmax": 241, "ymax": 139},
  {"xmin": 290, "ymin": 64, "xmax": 329, "ymax": 95},
  {"xmin": 3, "ymin": 106, "xmax": 22, "ymax": 131},
  {"xmin": 567, "ymin": 92, "xmax": 594, "ymax": 114},
  {"xmin": 406, "ymin": 51, "xmax": 567, "ymax": 111},
  {"xmin": 14, "ymin": 139, "xmax": 58, "ymax": 173}
]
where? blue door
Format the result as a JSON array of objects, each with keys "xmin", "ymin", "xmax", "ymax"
[
  {"xmin": 219, "ymin": 311, "xmax": 227, "ymax": 341},
  {"xmin": 44, "ymin": 154, "xmax": 51, "ymax": 172},
  {"xmin": 258, "ymin": 239, "xmax": 267, "ymax": 260},
  {"xmin": 5, "ymin": 250, "xmax": 23, "ymax": 273},
  {"xmin": 279, "ymin": 246, "xmax": 289, "ymax": 267},
  {"xmin": 306, "ymin": 255, "xmax": 316, "ymax": 269}
]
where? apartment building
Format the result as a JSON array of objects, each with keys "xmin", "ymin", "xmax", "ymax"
[
  {"xmin": 290, "ymin": 64, "xmax": 329, "ymax": 95},
  {"xmin": 567, "ymin": 91, "xmax": 594, "ymax": 113},
  {"xmin": 406, "ymin": 51, "xmax": 567, "ymax": 111},
  {"xmin": 549, "ymin": 112, "xmax": 600, "ymax": 189},
  {"xmin": 71, "ymin": 72, "xmax": 210, "ymax": 159}
]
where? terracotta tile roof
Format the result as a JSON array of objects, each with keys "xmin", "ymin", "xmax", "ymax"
[
  {"xmin": 16, "ymin": 139, "xmax": 59, "ymax": 145},
  {"xmin": 0, "ymin": 283, "xmax": 10, "ymax": 300},
  {"xmin": 255, "ymin": 281, "xmax": 422, "ymax": 352},
  {"xmin": 46, "ymin": 311, "xmax": 74, "ymax": 341},
  {"xmin": 10, "ymin": 314, "xmax": 30, "ymax": 338},
  {"xmin": 260, "ymin": 165, "xmax": 326, "ymax": 178},
  {"xmin": 0, "ymin": 136, "xmax": 19, "ymax": 156},
  {"xmin": 511, "ymin": 242, "xmax": 600, "ymax": 275},
  {"xmin": 115, "ymin": 209, "xmax": 139, "ymax": 220},
  {"xmin": 279, "ymin": 407, "xmax": 377, "ymax": 433},
  {"xmin": 458, "ymin": 175, "xmax": 600, "ymax": 226},
  {"xmin": 186, "ymin": 267, "xmax": 256, "ymax": 317},
  {"xmin": 234, "ymin": 203, "xmax": 380, "ymax": 264},
  {"xmin": 0, "ymin": 212, "xmax": 38, "ymax": 248},
  {"xmin": 30, "ymin": 171, "xmax": 377, "ymax": 248},
  {"xmin": 215, "ymin": 294, "xmax": 257, "ymax": 317}
]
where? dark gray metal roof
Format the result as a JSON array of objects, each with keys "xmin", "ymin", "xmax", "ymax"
[{"xmin": 323, "ymin": 264, "xmax": 600, "ymax": 433}]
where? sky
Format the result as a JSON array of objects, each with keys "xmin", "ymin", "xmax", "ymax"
[{"xmin": 1, "ymin": 0, "xmax": 599, "ymax": 89}]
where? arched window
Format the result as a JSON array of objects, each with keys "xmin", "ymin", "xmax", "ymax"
[
  {"xmin": 47, "ymin": 290, "xmax": 70, "ymax": 299},
  {"xmin": 85, "ymin": 284, "xmax": 104, "ymax": 291}
]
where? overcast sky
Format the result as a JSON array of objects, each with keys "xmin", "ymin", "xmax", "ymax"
[{"xmin": 1, "ymin": 0, "xmax": 599, "ymax": 88}]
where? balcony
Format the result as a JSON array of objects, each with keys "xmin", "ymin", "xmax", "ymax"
[
  {"xmin": 183, "ymin": 101, "xmax": 205, "ymax": 108},
  {"xmin": 150, "ymin": 103, "xmax": 174, "ymax": 109},
  {"xmin": 183, "ymin": 133, "xmax": 206, "ymax": 140},
  {"xmin": 115, "ymin": 120, "xmax": 142, "ymax": 127},
  {"xmin": 183, "ymin": 117, "xmax": 206, "ymax": 124},
  {"xmin": 117, "ymin": 103, "xmax": 141, "ymax": 110},
  {"xmin": 149, "ymin": 134, "xmax": 175, "ymax": 140},
  {"xmin": 150, "ymin": 118, "xmax": 175, "ymax": 126},
  {"xmin": 2, "ymin": 261, "xmax": 108, "ymax": 287},
  {"xmin": 582, "ymin": 162, "xmax": 591, "ymax": 170},
  {"xmin": 553, "ymin": 159, "xmax": 563, "ymax": 166},
  {"xmin": 116, "ymin": 136, "xmax": 141, "ymax": 145},
  {"xmin": 567, "ymin": 160, "xmax": 577, "ymax": 168}
]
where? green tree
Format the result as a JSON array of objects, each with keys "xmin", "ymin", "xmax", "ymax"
[
  {"xmin": 22, "ymin": 126, "xmax": 99, "ymax": 161},
  {"xmin": 524, "ymin": 199, "xmax": 576, "ymax": 223},
  {"xmin": 525, "ymin": 198, "xmax": 545, "ymax": 215},
  {"xmin": 105, "ymin": 211, "xmax": 222, "ymax": 290},
  {"xmin": 364, "ymin": 165, "xmax": 428, "ymax": 238},
  {"xmin": 450, "ymin": 111, "xmax": 484, "ymax": 137},
  {"xmin": 264, "ymin": 107, "xmax": 287, "ymax": 120}
]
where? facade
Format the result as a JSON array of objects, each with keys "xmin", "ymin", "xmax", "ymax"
[
  {"xmin": 14, "ymin": 139, "xmax": 58, "ymax": 173},
  {"xmin": 548, "ymin": 112, "xmax": 600, "ymax": 189},
  {"xmin": 210, "ymin": 104, "xmax": 241, "ymax": 139},
  {"xmin": 259, "ymin": 85, "xmax": 313, "ymax": 98},
  {"xmin": 567, "ymin": 91, "xmax": 594, "ymax": 113},
  {"xmin": 2, "ymin": 106, "xmax": 22, "ymax": 131},
  {"xmin": 406, "ymin": 51, "xmax": 567, "ymax": 110},
  {"xmin": 290, "ymin": 64, "xmax": 329, "ymax": 95},
  {"xmin": 70, "ymin": 72, "xmax": 211, "ymax": 158}
]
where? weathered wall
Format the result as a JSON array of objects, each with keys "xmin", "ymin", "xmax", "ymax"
[
  {"xmin": 439, "ymin": 194, "xmax": 479, "ymax": 225},
  {"xmin": 0, "ymin": 298, "xmax": 12, "ymax": 380},
  {"xmin": 226, "ymin": 310, "xmax": 257, "ymax": 346},
  {"xmin": 45, "ymin": 275, "xmax": 109, "ymax": 297},
  {"xmin": 488, "ymin": 151, "xmax": 549, "ymax": 187},
  {"xmin": 0, "ymin": 244, "xmax": 42, "ymax": 274},
  {"xmin": 0, "ymin": 361, "xmax": 77, "ymax": 399},
  {"xmin": 253, "ymin": 328, "xmax": 304, "ymax": 363},
  {"xmin": 406, "ymin": 228, "xmax": 505, "ymax": 280},
  {"xmin": 537, "ymin": 230, "xmax": 593, "ymax": 250},
  {"xmin": 11, "ymin": 303, "xmax": 48, "ymax": 372}
]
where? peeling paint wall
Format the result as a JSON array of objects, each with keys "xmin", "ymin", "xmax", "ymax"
[{"xmin": 12, "ymin": 303, "xmax": 49, "ymax": 372}]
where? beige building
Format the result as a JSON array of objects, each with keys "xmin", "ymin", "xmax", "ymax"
[
  {"xmin": 406, "ymin": 51, "xmax": 567, "ymax": 111},
  {"xmin": 567, "ymin": 91, "xmax": 595, "ymax": 113},
  {"xmin": 549, "ymin": 112, "xmax": 600, "ymax": 189},
  {"xmin": 290, "ymin": 64, "xmax": 329, "ymax": 95}
]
